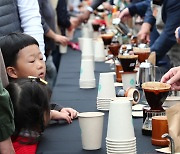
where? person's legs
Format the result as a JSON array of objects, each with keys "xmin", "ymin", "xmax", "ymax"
[
  {"xmin": 167, "ymin": 43, "xmax": 180, "ymax": 67},
  {"xmin": 52, "ymin": 45, "xmax": 61, "ymax": 72}
]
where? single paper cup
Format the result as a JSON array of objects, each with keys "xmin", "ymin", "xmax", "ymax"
[
  {"xmin": 60, "ymin": 45, "xmax": 67, "ymax": 54},
  {"xmin": 93, "ymin": 39, "xmax": 105, "ymax": 62},
  {"xmin": 78, "ymin": 112, "xmax": 104, "ymax": 150},
  {"xmin": 120, "ymin": 71, "xmax": 137, "ymax": 90},
  {"xmin": 97, "ymin": 72, "xmax": 116, "ymax": 99}
]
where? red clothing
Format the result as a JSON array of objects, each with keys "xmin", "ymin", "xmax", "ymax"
[{"xmin": 12, "ymin": 136, "xmax": 38, "ymax": 154}]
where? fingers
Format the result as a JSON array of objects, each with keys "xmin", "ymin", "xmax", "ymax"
[
  {"xmin": 161, "ymin": 68, "xmax": 174, "ymax": 83},
  {"xmin": 64, "ymin": 115, "xmax": 72, "ymax": 124},
  {"xmin": 166, "ymin": 74, "xmax": 180, "ymax": 85},
  {"xmin": 70, "ymin": 110, "xmax": 78, "ymax": 119},
  {"xmin": 61, "ymin": 108, "xmax": 78, "ymax": 119},
  {"xmin": 66, "ymin": 109, "xmax": 78, "ymax": 119}
]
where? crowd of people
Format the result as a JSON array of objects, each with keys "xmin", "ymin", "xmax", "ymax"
[{"xmin": 1, "ymin": 0, "xmax": 180, "ymax": 153}]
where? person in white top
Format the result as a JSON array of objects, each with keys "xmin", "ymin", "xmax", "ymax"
[{"xmin": 17, "ymin": 0, "xmax": 45, "ymax": 59}]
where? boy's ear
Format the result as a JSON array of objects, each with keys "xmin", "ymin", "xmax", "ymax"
[{"xmin": 6, "ymin": 67, "xmax": 18, "ymax": 78}]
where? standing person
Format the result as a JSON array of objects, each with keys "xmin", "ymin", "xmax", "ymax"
[
  {"xmin": 56, "ymin": 0, "xmax": 80, "ymax": 36},
  {"xmin": 161, "ymin": 25, "xmax": 180, "ymax": 90},
  {"xmin": 0, "ymin": 0, "xmax": 45, "ymax": 58},
  {"xmin": 137, "ymin": 0, "xmax": 180, "ymax": 66},
  {"xmin": 38, "ymin": 0, "xmax": 69, "ymax": 89},
  {"xmin": 0, "ymin": 0, "xmax": 45, "ymax": 153}
]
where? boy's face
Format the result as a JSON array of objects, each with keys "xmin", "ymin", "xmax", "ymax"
[{"xmin": 12, "ymin": 45, "xmax": 46, "ymax": 79}]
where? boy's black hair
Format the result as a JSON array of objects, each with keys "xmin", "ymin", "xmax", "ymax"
[
  {"xmin": 6, "ymin": 78, "xmax": 50, "ymax": 144},
  {"xmin": 0, "ymin": 33, "xmax": 39, "ymax": 67}
]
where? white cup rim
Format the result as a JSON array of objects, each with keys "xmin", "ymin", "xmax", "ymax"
[
  {"xmin": 78, "ymin": 112, "xmax": 104, "ymax": 118},
  {"xmin": 106, "ymin": 137, "xmax": 136, "ymax": 142}
]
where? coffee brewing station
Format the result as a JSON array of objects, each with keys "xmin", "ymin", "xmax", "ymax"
[{"xmin": 80, "ymin": 5, "xmax": 178, "ymax": 153}]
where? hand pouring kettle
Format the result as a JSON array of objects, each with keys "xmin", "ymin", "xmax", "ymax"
[{"xmin": 138, "ymin": 61, "xmax": 156, "ymax": 86}]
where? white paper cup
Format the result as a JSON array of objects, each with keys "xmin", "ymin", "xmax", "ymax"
[
  {"xmin": 66, "ymin": 29, "xmax": 74, "ymax": 40},
  {"xmin": 120, "ymin": 71, "xmax": 137, "ymax": 90},
  {"xmin": 93, "ymin": 39, "xmax": 105, "ymax": 62},
  {"xmin": 81, "ymin": 38, "xmax": 94, "ymax": 57},
  {"xmin": 78, "ymin": 37, "xmax": 84, "ymax": 51},
  {"xmin": 80, "ymin": 59, "xmax": 95, "ymax": 81},
  {"xmin": 78, "ymin": 112, "xmax": 104, "ymax": 150},
  {"xmin": 107, "ymin": 99, "xmax": 135, "ymax": 141},
  {"xmin": 97, "ymin": 72, "xmax": 116, "ymax": 99},
  {"xmin": 93, "ymin": 31, "xmax": 99, "ymax": 38},
  {"xmin": 82, "ymin": 24, "xmax": 93, "ymax": 38},
  {"xmin": 60, "ymin": 45, "xmax": 67, "ymax": 54}
]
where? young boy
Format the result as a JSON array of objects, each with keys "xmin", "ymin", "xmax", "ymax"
[{"xmin": 0, "ymin": 33, "xmax": 78, "ymax": 124}]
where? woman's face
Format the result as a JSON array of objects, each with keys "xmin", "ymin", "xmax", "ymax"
[{"xmin": 14, "ymin": 45, "xmax": 46, "ymax": 79}]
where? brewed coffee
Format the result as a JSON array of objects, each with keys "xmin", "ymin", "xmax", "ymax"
[
  {"xmin": 101, "ymin": 34, "xmax": 114, "ymax": 46},
  {"xmin": 142, "ymin": 82, "xmax": 171, "ymax": 110}
]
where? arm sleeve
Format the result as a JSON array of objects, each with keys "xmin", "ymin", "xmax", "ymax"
[
  {"xmin": 128, "ymin": 0, "xmax": 150, "ymax": 17},
  {"xmin": 0, "ymin": 52, "xmax": 9, "ymax": 88},
  {"xmin": 90, "ymin": 0, "xmax": 106, "ymax": 10},
  {"xmin": 17, "ymin": 0, "xmax": 45, "ymax": 59},
  {"xmin": 150, "ymin": 1, "xmax": 180, "ymax": 61},
  {"xmin": 178, "ymin": 28, "xmax": 180, "ymax": 39},
  {"xmin": 56, "ymin": 0, "xmax": 71, "ymax": 28},
  {"xmin": 37, "ymin": 0, "xmax": 50, "ymax": 34},
  {"xmin": 0, "ymin": 80, "xmax": 14, "ymax": 142},
  {"xmin": 50, "ymin": 103, "xmax": 63, "ymax": 111},
  {"xmin": 143, "ymin": 3, "xmax": 156, "ymax": 26}
]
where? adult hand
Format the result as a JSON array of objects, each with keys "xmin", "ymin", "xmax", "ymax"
[
  {"xmin": 61, "ymin": 108, "xmax": 78, "ymax": 119},
  {"xmin": 119, "ymin": 8, "xmax": 131, "ymax": 22},
  {"xmin": 137, "ymin": 22, "xmax": 151, "ymax": 44},
  {"xmin": 175, "ymin": 26, "xmax": 180, "ymax": 44},
  {"xmin": 54, "ymin": 34, "xmax": 69, "ymax": 46},
  {"xmin": 161, "ymin": 66, "xmax": 180, "ymax": 90},
  {"xmin": 69, "ymin": 17, "xmax": 80, "ymax": 30},
  {"xmin": 78, "ymin": 10, "xmax": 91, "ymax": 23}
]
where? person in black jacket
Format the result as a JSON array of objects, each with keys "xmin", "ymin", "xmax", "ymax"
[{"xmin": 56, "ymin": 0, "xmax": 80, "ymax": 36}]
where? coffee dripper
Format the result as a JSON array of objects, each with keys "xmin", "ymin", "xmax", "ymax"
[{"xmin": 141, "ymin": 82, "xmax": 171, "ymax": 136}]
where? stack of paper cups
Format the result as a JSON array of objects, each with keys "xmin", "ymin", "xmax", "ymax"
[
  {"xmin": 82, "ymin": 24, "xmax": 93, "ymax": 38},
  {"xmin": 80, "ymin": 38, "xmax": 95, "ymax": 70},
  {"xmin": 78, "ymin": 37, "xmax": 84, "ymax": 51},
  {"xmin": 106, "ymin": 99, "xmax": 137, "ymax": 153},
  {"xmin": 93, "ymin": 39, "xmax": 105, "ymax": 62},
  {"xmin": 97, "ymin": 72, "xmax": 116, "ymax": 111},
  {"xmin": 81, "ymin": 38, "xmax": 93, "ymax": 57},
  {"xmin": 79, "ymin": 59, "xmax": 96, "ymax": 88}
]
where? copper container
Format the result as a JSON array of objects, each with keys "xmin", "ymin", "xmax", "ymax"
[
  {"xmin": 116, "ymin": 64, "xmax": 122, "ymax": 82},
  {"xmin": 151, "ymin": 116, "xmax": 169, "ymax": 146}
]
